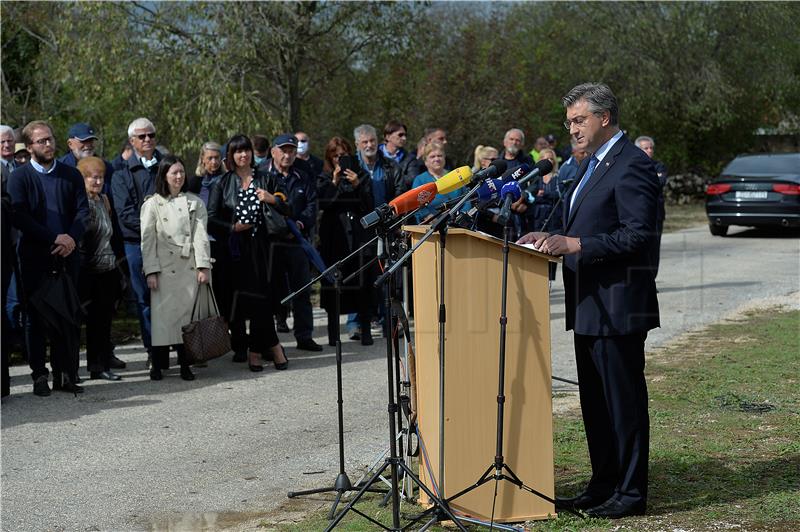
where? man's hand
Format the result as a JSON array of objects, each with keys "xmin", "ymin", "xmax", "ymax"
[
  {"xmin": 197, "ymin": 269, "xmax": 209, "ymax": 284},
  {"xmin": 537, "ymin": 234, "xmax": 581, "ymax": 256},
  {"xmin": 146, "ymin": 273, "xmax": 159, "ymax": 290},
  {"xmin": 233, "ymin": 222, "xmax": 253, "ymax": 233},
  {"xmin": 52, "ymin": 234, "xmax": 76, "ymax": 256},
  {"xmin": 511, "ymin": 195, "xmax": 528, "ymax": 214},
  {"xmin": 516, "ymin": 231, "xmax": 549, "ymax": 246},
  {"xmin": 256, "ymin": 188, "xmax": 276, "ymax": 204}
]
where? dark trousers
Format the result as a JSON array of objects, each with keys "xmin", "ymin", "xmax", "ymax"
[
  {"xmin": 274, "ymin": 244, "xmax": 313, "ymax": 340},
  {"xmin": 80, "ymin": 269, "xmax": 118, "ymax": 373},
  {"xmin": 25, "ymin": 308, "xmax": 79, "ymax": 380},
  {"xmin": 574, "ymin": 332, "xmax": 650, "ymax": 506},
  {"xmin": 228, "ymin": 240, "xmax": 279, "ymax": 355}
]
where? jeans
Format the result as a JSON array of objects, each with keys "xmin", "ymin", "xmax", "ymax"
[{"xmin": 123, "ymin": 243, "xmax": 151, "ymax": 350}]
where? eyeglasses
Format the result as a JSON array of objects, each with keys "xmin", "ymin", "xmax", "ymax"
[
  {"xmin": 31, "ymin": 136, "xmax": 55, "ymax": 146},
  {"xmin": 136, "ymin": 132, "xmax": 156, "ymax": 140},
  {"xmin": 563, "ymin": 114, "xmax": 596, "ymax": 130}
]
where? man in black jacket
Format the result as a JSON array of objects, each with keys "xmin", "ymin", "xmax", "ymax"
[
  {"xmin": 8, "ymin": 121, "xmax": 90, "ymax": 396},
  {"xmin": 263, "ymin": 134, "xmax": 322, "ymax": 352},
  {"xmin": 354, "ymin": 124, "xmax": 401, "ymax": 206},
  {"xmin": 111, "ymin": 118, "xmax": 162, "ymax": 360}
]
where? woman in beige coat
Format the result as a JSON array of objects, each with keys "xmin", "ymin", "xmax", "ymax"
[{"xmin": 141, "ymin": 154, "xmax": 212, "ymax": 381}]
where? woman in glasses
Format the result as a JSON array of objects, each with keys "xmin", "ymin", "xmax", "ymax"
[
  {"xmin": 317, "ymin": 136, "xmax": 376, "ymax": 347},
  {"xmin": 471, "ymin": 145, "xmax": 499, "ymax": 173},
  {"xmin": 207, "ymin": 134, "xmax": 289, "ymax": 372},
  {"xmin": 140, "ymin": 155, "xmax": 211, "ymax": 381},
  {"xmin": 76, "ymin": 157, "xmax": 123, "ymax": 382}
]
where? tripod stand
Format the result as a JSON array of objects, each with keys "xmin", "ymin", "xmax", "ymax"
[
  {"xmin": 285, "ymin": 237, "xmax": 386, "ymax": 519},
  {"xmin": 326, "ymin": 220, "xmax": 467, "ymax": 532}
]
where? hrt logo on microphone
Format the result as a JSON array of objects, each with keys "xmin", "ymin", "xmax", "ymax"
[{"xmin": 417, "ymin": 189, "xmax": 434, "ymax": 204}]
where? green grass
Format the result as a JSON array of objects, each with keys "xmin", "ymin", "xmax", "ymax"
[
  {"xmin": 267, "ymin": 308, "xmax": 800, "ymax": 531},
  {"xmin": 663, "ymin": 200, "xmax": 708, "ymax": 233}
]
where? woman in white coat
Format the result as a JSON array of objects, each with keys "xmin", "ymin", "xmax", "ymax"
[{"xmin": 141, "ymin": 154, "xmax": 212, "ymax": 381}]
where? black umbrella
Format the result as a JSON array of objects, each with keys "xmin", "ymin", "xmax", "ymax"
[{"xmin": 28, "ymin": 257, "xmax": 84, "ymax": 382}]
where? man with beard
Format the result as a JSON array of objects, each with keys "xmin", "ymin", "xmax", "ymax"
[
  {"xmin": 60, "ymin": 123, "xmax": 116, "ymax": 197},
  {"xmin": 499, "ymin": 128, "xmax": 534, "ymax": 171},
  {"xmin": 7, "ymin": 120, "xmax": 90, "ymax": 396}
]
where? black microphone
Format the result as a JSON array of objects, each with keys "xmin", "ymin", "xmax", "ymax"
[
  {"xmin": 496, "ymin": 181, "xmax": 522, "ymax": 226},
  {"xmin": 471, "ymin": 158, "xmax": 508, "ymax": 182},
  {"xmin": 516, "ymin": 159, "xmax": 554, "ymax": 188},
  {"xmin": 498, "ymin": 163, "xmax": 531, "ymax": 183}
]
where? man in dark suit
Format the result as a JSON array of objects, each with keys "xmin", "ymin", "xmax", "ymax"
[{"xmin": 518, "ymin": 83, "xmax": 660, "ymax": 518}]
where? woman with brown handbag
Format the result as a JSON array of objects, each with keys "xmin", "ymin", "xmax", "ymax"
[{"xmin": 140, "ymin": 155, "xmax": 211, "ymax": 381}]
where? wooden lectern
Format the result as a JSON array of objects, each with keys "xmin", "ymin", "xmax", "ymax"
[{"xmin": 406, "ymin": 226, "xmax": 559, "ymax": 523}]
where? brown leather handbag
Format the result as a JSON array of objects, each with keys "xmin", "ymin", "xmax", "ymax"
[{"xmin": 181, "ymin": 283, "xmax": 232, "ymax": 364}]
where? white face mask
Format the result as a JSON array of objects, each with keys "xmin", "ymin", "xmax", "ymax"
[{"xmin": 297, "ymin": 140, "xmax": 309, "ymax": 155}]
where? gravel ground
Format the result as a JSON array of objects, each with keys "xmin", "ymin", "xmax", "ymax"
[{"xmin": 2, "ymin": 223, "xmax": 798, "ymax": 531}]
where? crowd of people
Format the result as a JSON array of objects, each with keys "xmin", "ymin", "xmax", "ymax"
[{"xmin": 0, "ymin": 116, "xmax": 666, "ymax": 398}]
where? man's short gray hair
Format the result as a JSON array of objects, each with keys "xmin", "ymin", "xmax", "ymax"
[
  {"xmin": 127, "ymin": 117, "xmax": 156, "ymax": 138},
  {"xmin": 504, "ymin": 128, "xmax": 525, "ymax": 143},
  {"xmin": 634, "ymin": 136, "xmax": 654, "ymax": 148},
  {"xmin": 354, "ymin": 124, "xmax": 377, "ymax": 142},
  {"xmin": 0, "ymin": 125, "xmax": 14, "ymax": 138},
  {"xmin": 562, "ymin": 83, "xmax": 619, "ymax": 126}
]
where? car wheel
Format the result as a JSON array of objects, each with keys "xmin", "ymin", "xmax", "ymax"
[{"xmin": 709, "ymin": 223, "xmax": 728, "ymax": 236}]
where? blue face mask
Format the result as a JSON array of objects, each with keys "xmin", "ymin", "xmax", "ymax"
[{"xmin": 254, "ymin": 155, "xmax": 266, "ymax": 166}]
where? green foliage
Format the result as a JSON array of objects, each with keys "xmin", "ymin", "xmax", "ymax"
[{"xmin": 2, "ymin": 1, "xmax": 798, "ymax": 173}]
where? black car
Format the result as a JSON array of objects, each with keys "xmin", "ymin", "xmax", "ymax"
[{"xmin": 705, "ymin": 153, "xmax": 800, "ymax": 236}]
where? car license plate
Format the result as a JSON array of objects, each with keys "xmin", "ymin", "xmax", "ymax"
[{"xmin": 735, "ymin": 191, "xmax": 768, "ymax": 200}]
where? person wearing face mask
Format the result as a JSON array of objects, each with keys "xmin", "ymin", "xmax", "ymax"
[
  {"xmin": 141, "ymin": 155, "xmax": 211, "ymax": 381},
  {"xmin": 293, "ymin": 131, "xmax": 324, "ymax": 179},
  {"xmin": 252, "ymin": 135, "xmax": 270, "ymax": 167}
]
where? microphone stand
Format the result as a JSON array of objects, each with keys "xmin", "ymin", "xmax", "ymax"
[
  {"xmin": 326, "ymin": 212, "xmax": 467, "ymax": 532},
  {"xmin": 284, "ymin": 234, "xmax": 387, "ymax": 519}
]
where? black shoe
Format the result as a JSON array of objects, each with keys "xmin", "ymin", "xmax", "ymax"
[
  {"xmin": 276, "ymin": 320, "xmax": 291, "ymax": 333},
  {"xmin": 180, "ymin": 366, "xmax": 196, "ymax": 381},
  {"xmin": 149, "ymin": 367, "xmax": 163, "ymax": 381},
  {"xmin": 57, "ymin": 375, "xmax": 84, "ymax": 395},
  {"xmin": 273, "ymin": 345, "xmax": 289, "ymax": 371},
  {"xmin": 33, "ymin": 375, "xmax": 51, "ymax": 397},
  {"xmin": 146, "ymin": 352, "xmax": 152, "ymax": 369},
  {"xmin": 248, "ymin": 352, "xmax": 264, "ymax": 372},
  {"xmin": 295, "ymin": 338, "xmax": 323, "ymax": 352},
  {"xmin": 360, "ymin": 330, "xmax": 374, "ymax": 346},
  {"xmin": 109, "ymin": 355, "xmax": 127, "ymax": 369},
  {"xmin": 90, "ymin": 370, "xmax": 122, "ymax": 381},
  {"xmin": 349, "ymin": 330, "xmax": 360, "ymax": 341},
  {"xmin": 232, "ymin": 350, "xmax": 247, "ymax": 363},
  {"xmin": 556, "ymin": 492, "xmax": 612, "ymax": 511},
  {"xmin": 585, "ymin": 498, "xmax": 646, "ymax": 519}
]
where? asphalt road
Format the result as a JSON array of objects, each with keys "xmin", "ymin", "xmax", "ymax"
[{"xmin": 2, "ymin": 224, "xmax": 798, "ymax": 531}]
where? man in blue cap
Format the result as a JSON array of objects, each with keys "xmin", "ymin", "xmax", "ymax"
[{"xmin": 263, "ymin": 133, "xmax": 323, "ymax": 352}]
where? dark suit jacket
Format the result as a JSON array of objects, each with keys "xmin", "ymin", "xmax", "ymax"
[{"xmin": 560, "ymin": 134, "xmax": 660, "ymax": 336}]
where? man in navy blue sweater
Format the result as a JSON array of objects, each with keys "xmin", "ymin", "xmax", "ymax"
[{"xmin": 8, "ymin": 121, "xmax": 90, "ymax": 396}]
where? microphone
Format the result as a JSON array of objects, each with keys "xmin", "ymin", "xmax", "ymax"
[
  {"xmin": 496, "ymin": 181, "xmax": 522, "ymax": 226},
  {"xmin": 360, "ymin": 181, "xmax": 438, "ymax": 229},
  {"xmin": 471, "ymin": 159, "xmax": 508, "ymax": 183},
  {"xmin": 498, "ymin": 163, "xmax": 532, "ymax": 183},
  {"xmin": 516, "ymin": 159, "xmax": 554, "ymax": 188},
  {"xmin": 433, "ymin": 166, "xmax": 473, "ymax": 195},
  {"xmin": 475, "ymin": 178, "xmax": 505, "ymax": 203}
]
